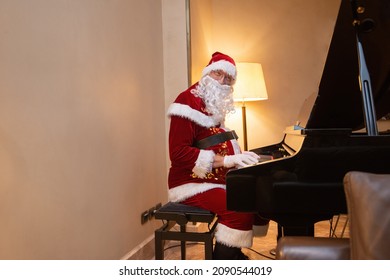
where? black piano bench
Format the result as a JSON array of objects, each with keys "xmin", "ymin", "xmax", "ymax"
[{"xmin": 154, "ymin": 202, "xmax": 218, "ymax": 260}]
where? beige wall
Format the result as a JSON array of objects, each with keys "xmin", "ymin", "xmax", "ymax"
[
  {"xmin": 0, "ymin": 0, "xmax": 171, "ymax": 259},
  {"xmin": 190, "ymin": 0, "xmax": 341, "ymax": 149},
  {"xmin": 162, "ymin": 0, "xmax": 189, "ymax": 170},
  {"xmin": 0, "ymin": 0, "xmax": 346, "ymax": 260}
]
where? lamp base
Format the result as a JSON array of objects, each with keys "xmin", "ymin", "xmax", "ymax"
[{"xmin": 242, "ymin": 104, "xmax": 248, "ymax": 151}]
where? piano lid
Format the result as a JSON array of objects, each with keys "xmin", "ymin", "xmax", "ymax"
[{"xmin": 305, "ymin": 0, "xmax": 390, "ymax": 131}]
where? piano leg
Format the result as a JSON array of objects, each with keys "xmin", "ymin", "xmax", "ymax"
[{"xmin": 277, "ymin": 223, "xmax": 315, "ymax": 240}]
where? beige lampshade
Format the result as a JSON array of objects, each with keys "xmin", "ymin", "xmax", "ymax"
[{"xmin": 234, "ymin": 62, "xmax": 268, "ymax": 102}]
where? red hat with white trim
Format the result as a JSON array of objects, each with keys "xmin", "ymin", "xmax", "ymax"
[{"xmin": 202, "ymin": 52, "xmax": 237, "ymax": 80}]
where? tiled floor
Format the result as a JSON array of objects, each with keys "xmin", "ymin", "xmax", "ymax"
[{"xmin": 161, "ymin": 215, "xmax": 349, "ymax": 260}]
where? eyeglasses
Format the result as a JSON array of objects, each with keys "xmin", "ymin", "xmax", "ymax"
[{"xmin": 209, "ymin": 70, "xmax": 235, "ymax": 85}]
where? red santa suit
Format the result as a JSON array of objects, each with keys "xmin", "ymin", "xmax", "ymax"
[{"xmin": 167, "ymin": 53, "xmax": 257, "ymax": 248}]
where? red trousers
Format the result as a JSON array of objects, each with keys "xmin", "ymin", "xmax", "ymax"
[{"xmin": 182, "ymin": 188, "xmax": 255, "ymax": 248}]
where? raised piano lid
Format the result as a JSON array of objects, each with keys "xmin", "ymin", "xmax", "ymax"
[{"xmin": 302, "ymin": 0, "xmax": 390, "ymax": 131}]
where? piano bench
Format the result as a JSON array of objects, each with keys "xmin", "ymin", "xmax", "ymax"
[{"xmin": 154, "ymin": 202, "xmax": 218, "ymax": 260}]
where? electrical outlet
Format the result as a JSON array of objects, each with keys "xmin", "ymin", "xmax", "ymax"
[
  {"xmin": 151, "ymin": 203, "xmax": 162, "ymax": 220},
  {"xmin": 148, "ymin": 207, "xmax": 155, "ymax": 220},
  {"xmin": 141, "ymin": 203, "xmax": 162, "ymax": 224},
  {"xmin": 140, "ymin": 211, "xmax": 149, "ymax": 224}
]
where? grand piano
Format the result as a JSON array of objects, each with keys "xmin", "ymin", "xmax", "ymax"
[{"xmin": 226, "ymin": 0, "xmax": 390, "ymax": 237}]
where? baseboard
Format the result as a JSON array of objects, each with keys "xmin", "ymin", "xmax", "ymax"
[{"xmin": 121, "ymin": 234, "xmax": 156, "ymax": 260}]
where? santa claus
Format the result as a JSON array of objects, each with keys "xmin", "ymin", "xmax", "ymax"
[{"xmin": 167, "ymin": 52, "xmax": 266, "ymax": 259}]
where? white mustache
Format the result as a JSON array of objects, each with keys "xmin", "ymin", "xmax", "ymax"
[{"xmin": 192, "ymin": 75, "xmax": 235, "ymax": 124}]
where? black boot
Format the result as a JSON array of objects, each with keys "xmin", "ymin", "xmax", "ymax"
[{"xmin": 213, "ymin": 242, "xmax": 249, "ymax": 260}]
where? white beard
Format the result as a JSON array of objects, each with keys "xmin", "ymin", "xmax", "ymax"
[{"xmin": 191, "ymin": 75, "xmax": 235, "ymax": 125}]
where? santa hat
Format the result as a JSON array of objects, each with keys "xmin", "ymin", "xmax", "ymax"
[{"xmin": 202, "ymin": 52, "xmax": 237, "ymax": 80}]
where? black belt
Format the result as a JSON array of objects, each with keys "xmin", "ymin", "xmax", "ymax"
[{"xmin": 194, "ymin": 130, "xmax": 238, "ymax": 149}]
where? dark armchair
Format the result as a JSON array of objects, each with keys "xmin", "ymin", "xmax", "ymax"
[{"xmin": 275, "ymin": 171, "xmax": 390, "ymax": 260}]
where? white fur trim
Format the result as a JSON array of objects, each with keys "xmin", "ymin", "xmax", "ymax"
[
  {"xmin": 202, "ymin": 60, "xmax": 237, "ymax": 79},
  {"xmin": 215, "ymin": 223, "xmax": 253, "ymax": 248},
  {"xmin": 231, "ymin": 139, "xmax": 241, "ymax": 155},
  {"xmin": 192, "ymin": 150, "xmax": 215, "ymax": 178},
  {"xmin": 221, "ymin": 127, "xmax": 241, "ymax": 155},
  {"xmin": 167, "ymin": 103, "xmax": 218, "ymax": 128},
  {"xmin": 168, "ymin": 182, "xmax": 225, "ymax": 203}
]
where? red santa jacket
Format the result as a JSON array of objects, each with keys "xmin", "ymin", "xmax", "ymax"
[{"xmin": 167, "ymin": 83, "xmax": 240, "ymax": 202}]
